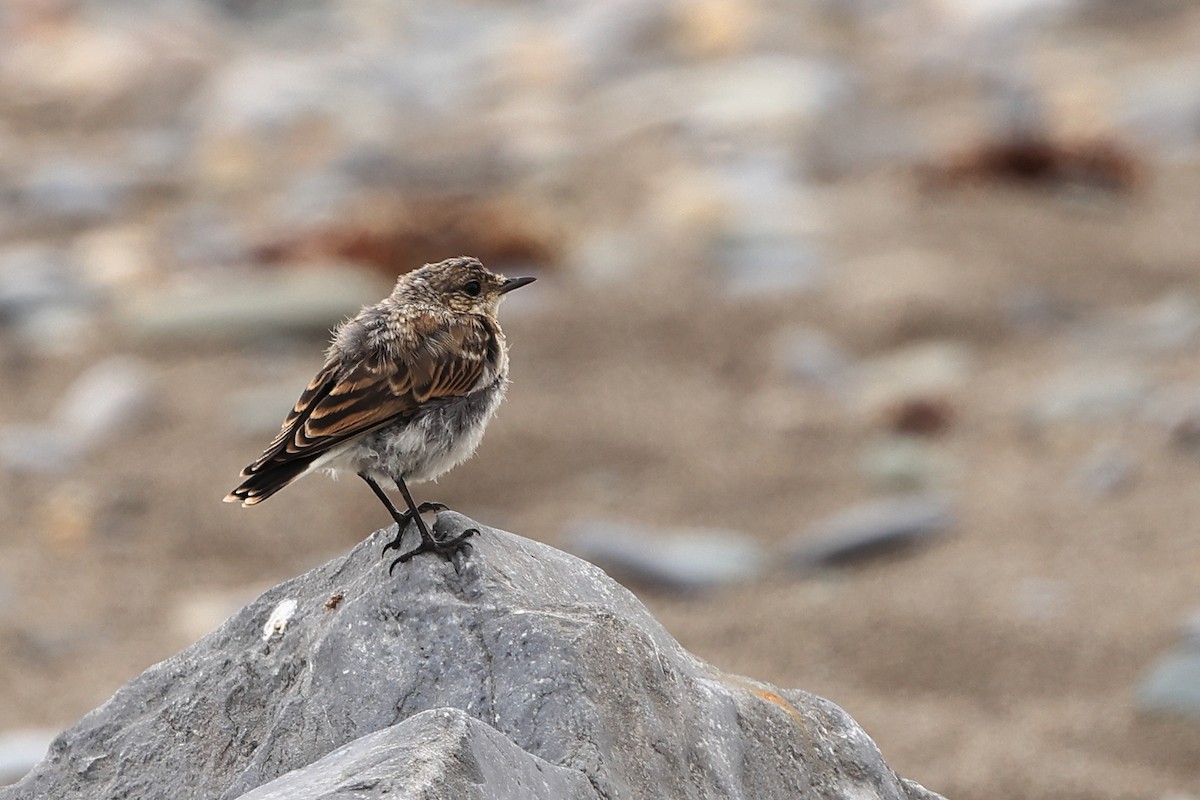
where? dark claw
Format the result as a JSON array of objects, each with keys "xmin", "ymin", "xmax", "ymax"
[
  {"xmin": 388, "ymin": 528, "xmax": 477, "ymax": 574},
  {"xmin": 381, "ymin": 502, "xmax": 448, "ymax": 555}
]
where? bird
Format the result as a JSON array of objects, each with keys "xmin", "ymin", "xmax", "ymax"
[{"xmin": 224, "ymin": 256, "xmax": 535, "ymax": 570}]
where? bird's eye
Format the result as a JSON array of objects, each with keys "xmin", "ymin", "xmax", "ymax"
[{"xmin": 463, "ymin": 280, "xmax": 482, "ymax": 297}]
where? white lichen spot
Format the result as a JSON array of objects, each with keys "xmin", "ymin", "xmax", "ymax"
[{"xmin": 262, "ymin": 598, "xmax": 298, "ymax": 641}]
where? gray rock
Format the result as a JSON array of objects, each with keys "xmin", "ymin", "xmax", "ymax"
[
  {"xmin": 1180, "ymin": 608, "xmax": 1200, "ymax": 648},
  {"xmin": 0, "ymin": 357, "xmax": 153, "ymax": 473},
  {"xmin": 716, "ymin": 235, "xmax": 825, "ymax": 298},
  {"xmin": 0, "ymin": 245, "xmax": 91, "ymax": 322},
  {"xmin": 689, "ymin": 56, "xmax": 853, "ymax": 134},
  {"xmin": 0, "ymin": 425, "xmax": 82, "ymax": 475},
  {"xmin": 789, "ymin": 494, "xmax": 955, "ymax": 568},
  {"xmin": 3, "ymin": 514, "xmax": 942, "ymax": 800},
  {"xmin": 776, "ymin": 326, "xmax": 851, "ymax": 390},
  {"xmin": 53, "ymin": 356, "xmax": 154, "ymax": 449},
  {"xmin": 234, "ymin": 708, "xmax": 597, "ymax": 800},
  {"xmin": 1117, "ymin": 59, "xmax": 1200, "ymax": 160},
  {"xmin": 1067, "ymin": 293, "xmax": 1200, "ymax": 357},
  {"xmin": 1026, "ymin": 367, "xmax": 1150, "ymax": 425},
  {"xmin": 0, "ymin": 730, "xmax": 55, "ymax": 787},
  {"xmin": 116, "ymin": 265, "xmax": 388, "ymax": 342},
  {"xmin": 1137, "ymin": 645, "xmax": 1200, "ymax": 718},
  {"xmin": 861, "ymin": 436, "xmax": 951, "ymax": 493},
  {"xmin": 19, "ymin": 159, "xmax": 130, "ymax": 227},
  {"xmin": 1073, "ymin": 445, "xmax": 1135, "ymax": 497},
  {"xmin": 564, "ymin": 519, "xmax": 766, "ymax": 590}
]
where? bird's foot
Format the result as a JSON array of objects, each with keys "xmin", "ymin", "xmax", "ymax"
[
  {"xmin": 381, "ymin": 502, "xmax": 448, "ymax": 555},
  {"xmin": 388, "ymin": 527, "xmax": 477, "ymax": 574}
]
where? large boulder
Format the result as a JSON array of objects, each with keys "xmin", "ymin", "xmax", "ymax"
[{"xmin": 4, "ymin": 513, "xmax": 943, "ymax": 800}]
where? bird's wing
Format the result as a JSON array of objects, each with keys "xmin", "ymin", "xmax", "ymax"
[{"xmin": 240, "ymin": 313, "xmax": 495, "ymax": 476}]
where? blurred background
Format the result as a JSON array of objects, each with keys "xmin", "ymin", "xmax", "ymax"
[{"xmin": 1, "ymin": 0, "xmax": 1199, "ymax": 796}]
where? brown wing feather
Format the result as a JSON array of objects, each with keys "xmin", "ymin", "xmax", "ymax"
[{"xmin": 225, "ymin": 313, "xmax": 494, "ymax": 504}]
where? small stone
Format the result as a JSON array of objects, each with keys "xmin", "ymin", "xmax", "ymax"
[
  {"xmin": 0, "ymin": 245, "xmax": 90, "ymax": 321},
  {"xmin": 53, "ymin": 356, "xmax": 154, "ymax": 449},
  {"xmin": 1178, "ymin": 608, "xmax": 1200, "ymax": 647},
  {"xmin": 689, "ymin": 56, "xmax": 852, "ymax": 133},
  {"xmin": 884, "ymin": 396, "xmax": 955, "ymax": 436},
  {"xmin": 1026, "ymin": 367, "xmax": 1150, "ymax": 425},
  {"xmin": 853, "ymin": 341, "xmax": 973, "ymax": 419},
  {"xmin": 1067, "ymin": 293, "xmax": 1200, "ymax": 356},
  {"xmin": 565, "ymin": 230, "xmax": 645, "ymax": 287},
  {"xmin": 564, "ymin": 519, "xmax": 766, "ymax": 590},
  {"xmin": 716, "ymin": 235, "xmax": 825, "ymax": 298},
  {"xmin": 116, "ymin": 264, "xmax": 388, "ymax": 342},
  {"xmin": 1074, "ymin": 445, "xmax": 1135, "ymax": 496},
  {"xmin": 1117, "ymin": 59, "xmax": 1200, "ymax": 160},
  {"xmin": 787, "ymin": 494, "xmax": 955, "ymax": 569},
  {"xmin": 0, "ymin": 425, "xmax": 82, "ymax": 475},
  {"xmin": 862, "ymin": 436, "xmax": 950, "ymax": 492},
  {"xmin": 72, "ymin": 225, "xmax": 156, "ymax": 291},
  {"xmin": 1137, "ymin": 645, "xmax": 1200, "ymax": 718},
  {"xmin": 20, "ymin": 158, "xmax": 129, "ymax": 227},
  {"xmin": 165, "ymin": 203, "xmax": 250, "ymax": 268},
  {"xmin": 0, "ymin": 728, "xmax": 56, "ymax": 786},
  {"xmin": 1011, "ymin": 578, "xmax": 1070, "ymax": 621},
  {"xmin": 1001, "ymin": 287, "xmax": 1073, "ymax": 331},
  {"xmin": 775, "ymin": 326, "xmax": 851, "ymax": 390}
]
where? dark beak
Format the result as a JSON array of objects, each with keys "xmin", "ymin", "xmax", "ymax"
[{"xmin": 499, "ymin": 276, "xmax": 536, "ymax": 294}]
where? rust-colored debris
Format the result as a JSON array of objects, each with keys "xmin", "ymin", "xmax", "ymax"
[
  {"xmin": 922, "ymin": 136, "xmax": 1142, "ymax": 193},
  {"xmin": 885, "ymin": 396, "xmax": 955, "ymax": 436},
  {"xmin": 253, "ymin": 195, "xmax": 560, "ymax": 275}
]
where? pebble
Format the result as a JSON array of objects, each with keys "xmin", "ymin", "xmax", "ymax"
[
  {"xmin": 53, "ymin": 356, "xmax": 154, "ymax": 449},
  {"xmin": 1118, "ymin": 59, "xmax": 1200, "ymax": 160},
  {"xmin": 0, "ymin": 425, "xmax": 82, "ymax": 475},
  {"xmin": 0, "ymin": 357, "xmax": 152, "ymax": 474},
  {"xmin": 787, "ymin": 494, "xmax": 955, "ymax": 569},
  {"xmin": 116, "ymin": 265, "xmax": 388, "ymax": 342},
  {"xmin": 853, "ymin": 340, "xmax": 974, "ymax": 418},
  {"xmin": 19, "ymin": 158, "xmax": 129, "ymax": 227},
  {"xmin": 1073, "ymin": 445, "xmax": 1135, "ymax": 497},
  {"xmin": 688, "ymin": 56, "xmax": 852, "ymax": 134},
  {"xmin": 564, "ymin": 519, "xmax": 766, "ymax": 591},
  {"xmin": 1026, "ymin": 367, "xmax": 1150, "ymax": 425},
  {"xmin": 861, "ymin": 436, "xmax": 951, "ymax": 492},
  {"xmin": 775, "ymin": 326, "xmax": 851, "ymax": 390},
  {"xmin": 1067, "ymin": 293, "xmax": 1200, "ymax": 357},
  {"xmin": 1011, "ymin": 578, "xmax": 1071, "ymax": 621},
  {"xmin": 1137, "ymin": 644, "xmax": 1200, "ymax": 718},
  {"xmin": 716, "ymin": 235, "xmax": 825, "ymax": 298},
  {"xmin": 0, "ymin": 245, "xmax": 91, "ymax": 322}
]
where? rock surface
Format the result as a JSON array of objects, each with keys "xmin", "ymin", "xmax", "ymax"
[{"xmin": 2, "ymin": 514, "xmax": 943, "ymax": 800}]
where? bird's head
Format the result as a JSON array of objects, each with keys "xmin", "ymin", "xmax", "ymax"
[{"xmin": 394, "ymin": 256, "xmax": 535, "ymax": 315}]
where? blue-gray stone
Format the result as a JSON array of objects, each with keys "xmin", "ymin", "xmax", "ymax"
[
  {"xmin": 233, "ymin": 709, "xmax": 597, "ymax": 800},
  {"xmin": 564, "ymin": 519, "xmax": 766, "ymax": 590},
  {"xmin": 1137, "ymin": 645, "xmax": 1200, "ymax": 718},
  {"xmin": 789, "ymin": 494, "xmax": 955, "ymax": 568},
  {"xmin": 20, "ymin": 159, "xmax": 129, "ymax": 226},
  {"xmin": 2, "ymin": 515, "xmax": 942, "ymax": 800}
]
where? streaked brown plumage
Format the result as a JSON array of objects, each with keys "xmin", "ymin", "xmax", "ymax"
[{"xmin": 225, "ymin": 256, "xmax": 534, "ymax": 567}]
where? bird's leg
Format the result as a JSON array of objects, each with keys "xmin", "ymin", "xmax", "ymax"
[
  {"xmin": 387, "ymin": 477, "xmax": 474, "ymax": 571},
  {"xmin": 359, "ymin": 473, "xmax": 446, "ymax": 554}
]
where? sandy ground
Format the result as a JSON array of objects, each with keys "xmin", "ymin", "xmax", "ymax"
[{"xmin": 3, "ymin": 170, "xmax": 1200, "ymax": 799}]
